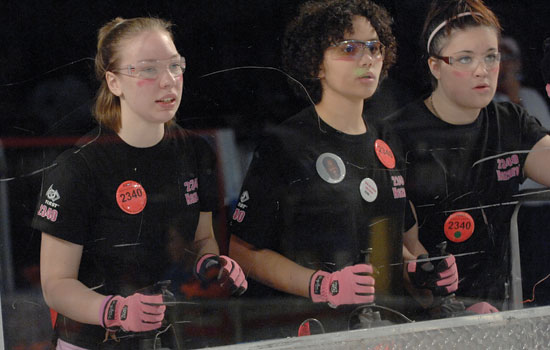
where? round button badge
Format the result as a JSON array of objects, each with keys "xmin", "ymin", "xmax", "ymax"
[
  {"xmin": 374, "ymin": 139, "xmax": 396, "ymax": 169},
  {"xmin": 316, "ymin": 153, "xmax": 346, "ymax": 184},
  {"xmin": 444, "ymin": 211, "xmax": 475, "ymax": 243},
  {"xmin": 359, "ymin": 177, "xmax": 378, "ymax": 202},
  {"xmin": 116, "ymin": 180, "xmax": 147, "ymax": 215}
]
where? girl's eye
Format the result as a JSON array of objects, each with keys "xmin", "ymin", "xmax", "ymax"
[
  {"xmin": 485, "ymin": 54, "xmax": 497, "ymax": 63},
  {"xmin": 137, "ymin": 66, "xmax": 159, "ymax": 78},
  {"xmin": 368, "ymin": 44, "xmax": 380, "ymax": 56},
  {"xmin": 343, "ymin": 43, "xmax": 359, "ymax": 55},
  {"xmin": 457, "ymin": 56, "xmax": 473, "ymax": 64},
  {"xmin": 169, "ymin": 63, "xmax": 182, "ymax": 74},
  {"xmin": 144, "ymin": 67, "xmax": 157, "ymax": 72}
]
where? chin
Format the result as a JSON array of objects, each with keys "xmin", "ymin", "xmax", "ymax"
[
  {"xmin": 158, "ymin": 111, "xmax": 178, "ymax": 122},
  {"xmin": 479, "ymin": 96, "xmax": 495, "ymax": 108},
  {"xmin": 464, "ymin": 94, "xmax": 493, "ymax": 109},
  {"xmin": 359, "ymin": 90, "xmax": 377, "ymax": 101}
]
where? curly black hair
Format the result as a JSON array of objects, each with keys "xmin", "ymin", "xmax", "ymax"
[{"xmin": 281, "ymin": 0, "xmax": 397, "ymax": 104}]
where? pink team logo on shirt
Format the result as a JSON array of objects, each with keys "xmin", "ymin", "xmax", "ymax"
[
  {"xmin": 232, "ymin": 191, "xmax": 249, "ymax": 223},
  {"xmin": 391, "ymin": 175, "xmax": 406, "ymax": 199},
  {"xmin": 496, "ymin": 154, "xmax": 520, "ymax": 181},
  {"xmin": 184, "ymin": 178, "xmax": 199, "ymax": 205},
  {"xmin": 37, "ymin": 184, "xmax": 60, "ymax": 222}
]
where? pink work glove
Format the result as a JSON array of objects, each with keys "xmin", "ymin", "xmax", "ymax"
[
  {"xmin": 407, "ymin": 254, "xmax": 458, "ymax": 295},
  {"xmin": 195, "ymin": 253, "xmax": 248, "ymax": 296},
  {"xmin": 100, "ymin": 293, "xmax": 166, "ymax": 332},
  {"xmin": 466, "ymin": 302, "xmax": 499, "ymax": 314},
  {"xmin": 309, "ymin": 264, "xmax": 375, "ymax": 307}
]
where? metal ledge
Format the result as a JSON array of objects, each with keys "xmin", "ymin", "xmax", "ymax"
[{"xmin": 211, "ymin": 306, "xmax": 550, "ymax": 349}]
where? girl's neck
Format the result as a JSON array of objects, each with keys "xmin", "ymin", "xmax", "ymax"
[
  {"xmin": 428, "ymin": 90, "xmax": 481, "ymax": 125},
  {"xmin": 118, "ymin": 118, "xmax": 165, "ymax": 148},
  {"xmin": 315, "ymin": 95, "xmax": 366, "ymax": 135}
]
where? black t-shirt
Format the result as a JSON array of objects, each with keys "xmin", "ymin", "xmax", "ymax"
[
  {"xmin": 230, "ymin": 106, "xmax": 415, "ymax": 302},
  {"xmin": 386, "ymin": 99, "xmax": 548, "ymax": 305},
  {"xmin": 32, "ymin": 123, "xmax": 218, "ymax": 348}
]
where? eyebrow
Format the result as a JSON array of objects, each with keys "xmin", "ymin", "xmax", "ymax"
[
  {"xmin": 451, "ymin": 47, "xmax": 498, "ymax": 55},
  {"xmin": 136, "ymin": 54, "xmax": 181, "ymax": 63},
  {"xmin": 342, "ymin": 37, "xmax": 380, "ymax": 42}
]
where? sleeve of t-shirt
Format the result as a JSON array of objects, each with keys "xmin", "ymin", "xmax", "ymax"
[
  {"xmin": 514, "ymin": 104, "xmax": 550, "ymax": 181},
  {"xmin": 404, "ymin": 200, "xmax": 416, "ymax": 232},
  {"xmin": 32, "ymin": 149, "xmax": 93, "ymax": 245},
  {"xmin": 228, "ymin": 134, "xmax": 285, "ymax": 250},
  {"xmin": 191, "ymin": 133, "xmax": 219, "ymax": 213},
  {"xmin": 381, "ymin": 120, "xmax": 417, "ymax": 233},
  {"xmin": 519, "ymin": 104, "xmax": 550, "ymax": 150}
]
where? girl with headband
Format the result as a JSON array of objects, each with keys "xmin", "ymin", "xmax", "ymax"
[
  {"xmin": 387, "ymin": 0, "xmax": 550, "ymax": 314},
  {"xmin": 33, "ymin": 17, "xmax": 247, "ymax": 349}
]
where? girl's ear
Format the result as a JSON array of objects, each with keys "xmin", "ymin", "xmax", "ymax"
[
  {"xmin": 318, "ymin": 64, "xmax": 325, "ymax": 79},
  {"xmin": 105, "ymin": 71, "xmax": 122, "ymax": 96},
  {"xmin": 428, "ymin": 57, "xmax": 441, "ymax": 81}
]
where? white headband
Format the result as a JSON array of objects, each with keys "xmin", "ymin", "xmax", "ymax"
[{"xmin": 426, "ymin": 12, "xmax": 483, "ymax": 53}]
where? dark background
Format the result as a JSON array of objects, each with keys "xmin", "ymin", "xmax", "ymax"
[
  {"xmin": 1, "ymin": 0, "xmax": 549, "ymax": 289},
  {"xmin": 2, "ymin": 1, "xmax": 550, "ymax": 137}
]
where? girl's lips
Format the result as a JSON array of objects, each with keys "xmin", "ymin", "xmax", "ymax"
[
  {"xmin": 356, "ymin": 70, "xmax": 375, "ymax": 80},
  {"xmin": 354, "ymin": 68, "xmax": 374, "ymax": 79},
  {"xmin": 473, "ymin": 84, "xmax": 491, "ymax": 92},
  {"xmin": 155, "ymin": 97, "xmax": 176, "ymax": 103},
  {"xmin": 358, "ymin": 74, "xmax": 376, "ymax": 83},
  {"xmin": 474, "ymin": 82, "xmax": 490, "ymax": 88},
  {"xmin": 155, "ymin": 93, "xmax": 178, "ymax": 103},
  {"xmin": 155, "ymin": 96, "xmax": 179, "ymax": 109}
]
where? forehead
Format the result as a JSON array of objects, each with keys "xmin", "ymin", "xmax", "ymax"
[
  {"xmin": 118, "ymin": 30, "xmax": 177, "ymax": 63},
  {"xmin": 344, "ymin": 15, "xmax": 379, "ymax": 40},
  {"xmin": 441, "ymin": 26, "xmax": 498, "ymax": 53}
]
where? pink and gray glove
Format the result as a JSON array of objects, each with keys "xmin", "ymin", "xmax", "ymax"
[
  {"xmin": 195, "ymin": 253, "xmax": 248, "ymax": 296},
  {"xmin": 407, "ymin": 254, "xmax": 458, "ymax": 296},
  {"xmin": 466, "ymin": 302, "xmax": 499, "ymax": 314},
  {"xmin": 309, "ymin": 264, "xmax": 375, "ymax": 308},
  {"xmin": 100, "ymin": 293, "xmax": 166, "ymax": 332}
]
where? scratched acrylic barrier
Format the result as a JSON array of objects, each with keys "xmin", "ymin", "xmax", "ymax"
[
  {"xmin": 4, "ymin": 294, "xmax": 550, "ymax": 349},
  {"xmin": 3, "ymin": 68, "xmax": 550, "ymax": 349}
]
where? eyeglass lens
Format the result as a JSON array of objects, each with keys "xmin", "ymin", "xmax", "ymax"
[
  {"xmin": 335, "ymin": 41, "xmax": 384, "ymax": 60},
  {"xmin": 130, "ymin": 57, "xmax": 186, "ymax": 79},
  {"xmin": 448, "ymin": 53, "xmax": 500, "ymax": 71}
]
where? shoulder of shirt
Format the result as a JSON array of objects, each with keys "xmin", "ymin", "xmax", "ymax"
[
  {"xmin": 166, "ymin": 123, "xmax": 218, "ymax": 155},
  {"xmin": 278, "ymin": 106, "xmax": 315, "ymax": 127},
  {"xmin": 50, "ymin": 127, "xmax": 103, "ymax": 164},
  {"xmin": 245, "ymin": 108, "xmax": 313, "ymax": 157},
  {"xmin": 383, "ymin": 98, "xmax": 429, "ymax": 133},
  {"xmin": 263, "ymin": 107, "xmax": 314, "ymax": 139},
  {"xmin": 166, "ymin": 122, "xmax": 192, "ymax": 138},
  {"xmin": 488, "ymin": 99, "xmax": 526, "ymax": 118}
]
